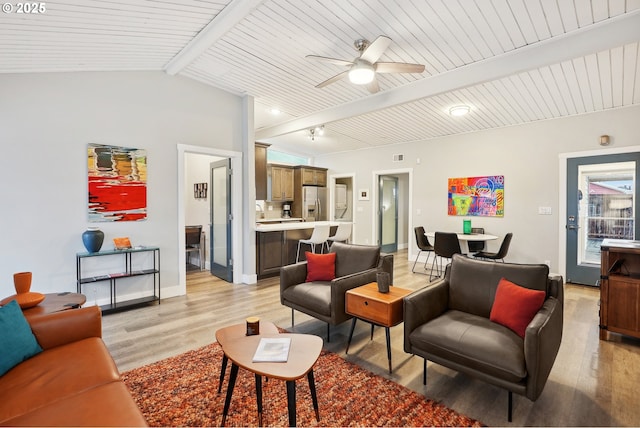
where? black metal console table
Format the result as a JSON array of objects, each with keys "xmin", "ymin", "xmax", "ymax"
[{"xmin": 76, "ymin": 246, "xmax": 160, "ymax": 314}]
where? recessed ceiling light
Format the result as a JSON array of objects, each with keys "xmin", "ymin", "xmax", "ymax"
[
  {"xmin": 269, "ymin": 107, "xmax": 281, "ymax": 115},
  {"xmin": 449, "ymin": 105, "xmax": 470, "ymax": 117}
]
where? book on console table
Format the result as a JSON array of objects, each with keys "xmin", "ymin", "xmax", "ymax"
[{"xmin": 252, "ymin": 337, "xmax": 291, "ymax": 362}]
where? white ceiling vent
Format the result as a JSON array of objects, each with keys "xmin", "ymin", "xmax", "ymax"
[{"xmin": 393, "ymin": 154, "xmax": 404, "ymax": 162}]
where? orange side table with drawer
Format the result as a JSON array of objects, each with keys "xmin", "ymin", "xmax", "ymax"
[{"xmin": 345, "ymin": 282, "xmax": 412, "ymax": 373}]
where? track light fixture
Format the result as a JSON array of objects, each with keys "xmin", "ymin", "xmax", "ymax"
[{"xmin": 308, "ymin": 125, "xmax": 325, "ymax": 141}]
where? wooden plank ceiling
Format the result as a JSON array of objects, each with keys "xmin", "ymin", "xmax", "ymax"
[{"xmin": 1, "ymin": 0, "xmax": 639, "ymax": 156}]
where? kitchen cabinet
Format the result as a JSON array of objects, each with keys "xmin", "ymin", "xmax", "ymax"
[
  {"xmin": 292, "ymin": 166, "xmax": 328, "ymax": 220},
  {"xmin": 600, "ymin": 239, "xmax": 640, "ymax": 341},
  {"xmin": 255, "ymin": 142, "xmax": 270, "ymax": 201},
  {"xmin": 295, "ymin": 166, "xmax": 327, "ymax": 186},
  {"xmin": 256, "ymin": 231, "xmax": 286, "ymax": 278},
  {"xmin": 268, "ymin": 165, "xmax": 294, "ymax": 201},
  {"xmin": 256, "ymin": 224, "xmax": 337, "ymax": 279}
]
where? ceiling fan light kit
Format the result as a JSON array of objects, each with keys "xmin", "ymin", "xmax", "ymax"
[
  {"xmin": 348, "ymin": 60, "xmax": 375, "ymax": 85},
  {"xmin": 449, "ymin": 105, "xmax": 470, "ymax": 117}
]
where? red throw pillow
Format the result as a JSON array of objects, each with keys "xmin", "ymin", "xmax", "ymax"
[
  {"xmin": 490, "ymin": 277, "xmax": 546, "ymax": 338},
  {"xmin": 305, "ymin": 252, "xmax": 336, "ymax": 282}
]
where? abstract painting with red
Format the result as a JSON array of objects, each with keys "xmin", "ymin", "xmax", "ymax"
[{"xmin": 87, "ymin": 143, "xmax": 147, "ymax": 222}]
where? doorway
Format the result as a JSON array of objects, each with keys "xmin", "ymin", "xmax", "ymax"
[
  {"xmin": 379, "ymin": 176, "xmax": 399, "ymax": 253},
  {"xmin": 178, "ymin": 144, "xmax": 243, "ymax": 296},
  {"xmin": 566, "ymin": 153, "xmax": 640, "ymax": 285},
  {"xmin": 372, "ymin": 169, "xmax": 412, "ymax": 256}
]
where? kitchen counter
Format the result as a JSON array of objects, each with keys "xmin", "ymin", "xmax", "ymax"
[
  {"xmin": 255, "ymin": 221, "xmax": 351, "ymax": 279},
  {"xmin": 256, "ymin": 217, "xmax": 303, "ymax": 224},
  {"xmin": 256, "ymin": 221, "xmax": 346, "ymax": 232}
]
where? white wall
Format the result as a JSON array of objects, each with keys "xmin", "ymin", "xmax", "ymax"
[
  {"xmin": 0, "ymin": 71, "xmax": 243, "ymax": 301},
  {"xmin": 318, "ymin": 105, "xmax": 640, "ymax": 273}
]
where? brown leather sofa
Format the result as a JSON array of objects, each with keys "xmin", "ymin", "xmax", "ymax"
[
  {"xmin": 0, "ymin": 306, "xmax": 147, "ymax": 426},
  {"xmin": 280, "ymin": 242, "xmax": 394, "ymax": 341},
  {"xmin": 404, "ymin": 255, "xmax": 563, "ymax": 422}
]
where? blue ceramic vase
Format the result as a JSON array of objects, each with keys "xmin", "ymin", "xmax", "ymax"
[{"xmin": 82, "ymin": 227, "xmax": 104, "ymax": 253}]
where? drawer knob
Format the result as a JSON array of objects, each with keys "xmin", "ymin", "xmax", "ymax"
[{"xmin": 364, "ymin": 301, "xmax": 368, "ymax": 305}]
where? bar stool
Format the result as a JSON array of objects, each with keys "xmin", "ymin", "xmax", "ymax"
[
  {"xmin": 327, "ymin": 222, "xmax": 352, "ymax": 248},
  {"xmin": 296, "ymin": 224, "xmax": 331, "ymax": 262}
]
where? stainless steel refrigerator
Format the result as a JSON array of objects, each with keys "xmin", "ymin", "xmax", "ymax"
[{"xmin": 302, "ymin": 186, "xmax": 327, "ymax": 221}]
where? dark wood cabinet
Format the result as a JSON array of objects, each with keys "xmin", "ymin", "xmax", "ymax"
[
  {"xmin": 256, "ymin": 226, "xmax": 337, "ymax": 279},
  {"xmin": 255, "ymin": 142, "xmax": 270, "ymax": 201},
  {"xmin": 600, "ymin": 239, "xmax": 640, "ymax": 340},
  {"xmin": 257, "ymin": 231, "xmax": 285, "ymax": 278}
]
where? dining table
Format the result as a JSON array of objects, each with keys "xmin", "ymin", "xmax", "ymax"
[{"xmin": 425, "ymin": 231, "xmax": 498, "ymax": 254}]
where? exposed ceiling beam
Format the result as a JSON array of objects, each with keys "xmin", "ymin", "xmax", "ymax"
[
  {"xmin": 164, "ymin": 0, "xmax": 264, "ymax": 76},
  {"xmin": 256, "ymin": 10, "xmax": 640, "ymax": 140}
]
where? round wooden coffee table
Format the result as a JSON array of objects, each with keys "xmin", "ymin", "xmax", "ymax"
[{"xmin": 217, "ymin": 329, "xmax": 323, "ymax": 427}]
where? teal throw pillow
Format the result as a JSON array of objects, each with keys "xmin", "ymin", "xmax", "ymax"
[{"xmin": 0, "ymin": 299, "xmax": 43, "ymax": 375}]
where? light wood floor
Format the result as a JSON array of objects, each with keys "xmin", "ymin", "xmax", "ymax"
[{"xmin": 102, "ymin": 250, "xmax": 640, "ymax": 426}]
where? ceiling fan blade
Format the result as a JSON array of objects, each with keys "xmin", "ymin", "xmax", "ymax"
[
  {"xmin": 365, "ymin": 78, "xmax": 380, "ymax": 94},
  {"xmin": 306, "ymin": 55, "xmax": 353, "ymax": 67},
  {"xmin": 316, "ymin": 70, "xmax": 349, "ymax": 88},
  {"xmin": 375, "ymin": 62, "xmax": 425, "ymax": 74},
  {"xmin": 360, "ymin": 35, "xmax": 392, "ymax": 63}
]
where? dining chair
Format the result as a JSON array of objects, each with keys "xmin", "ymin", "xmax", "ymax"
[
  {"xmin": 327, "ymin": 222, "xmax": 352, "ymax": 248},
  {"xmin": 412, "ymin": 226, "xmax": 434, "ymax": 274},
  {"xmin": 185, "ymin": 225, "xmax": 204, "ymax": 271},
  {"xmin": 467, "ymin": 227, "xmax": 485, "ymax": 254},
  {"xmin": 473, "ymin": 232, "xmax": 513, "ymax": 262},
  {"xmin": 430, "ymin": 232, "xmax": 462, "ymax": 281},
  {"xmin": 296, "ymin": 223, "xmax": 331, "ymax": 262}
]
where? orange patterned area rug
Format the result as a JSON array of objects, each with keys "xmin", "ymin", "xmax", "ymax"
[{"xmin": 123, "ymin": 342, "xmax": 483, "ymax": 427}]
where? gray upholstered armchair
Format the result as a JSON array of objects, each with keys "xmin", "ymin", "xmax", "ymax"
[
  {"xmin": 280, "ymin": 242, "xmax": 394, "ymax": 341},
  {"xmin": 404, "ymin": 254, "xmax": 563, "ymax": 422}
]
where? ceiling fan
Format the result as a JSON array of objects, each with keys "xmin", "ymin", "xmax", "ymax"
[{"xmin": 306, "ymin": 35, "xmax": 425, "ymax": 93}]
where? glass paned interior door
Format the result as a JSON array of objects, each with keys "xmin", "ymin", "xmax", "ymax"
[
  {"xmin": 379, "ymin": 176, "xmax": 398, "ymax": 253},
  {"xmin": 578, "ymin": 161, "xmax": 635, "ymax": 265},
  {"xmin": 210, "ymin": 159, "xmax": 232, "ymax": 282}
]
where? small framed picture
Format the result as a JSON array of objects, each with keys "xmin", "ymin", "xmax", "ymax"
[
  {"xmin": 194, "ymin": 183, "xmax": 208, "ymax": 199},
  {"xmin": 358, "ymin": 189, "xmax": 369, "ymax": 201}
]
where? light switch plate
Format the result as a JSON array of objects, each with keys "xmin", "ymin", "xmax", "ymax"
[{"xmin": 538, "ymin": 206, "xmax": 552, "ymax": 215}]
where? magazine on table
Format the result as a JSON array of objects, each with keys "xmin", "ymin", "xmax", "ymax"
[{"xmin": 252, "ymin": 337, "xmax": 291, "ymax": 362}]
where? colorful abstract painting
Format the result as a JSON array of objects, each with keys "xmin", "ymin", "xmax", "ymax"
[
  {"xmin": 448, "ymin": 175, "xmax": 504, "ymax": 217},
  {"xmin": 87, "ymin": 143, "xmax": 147, "ymax": 222}
]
